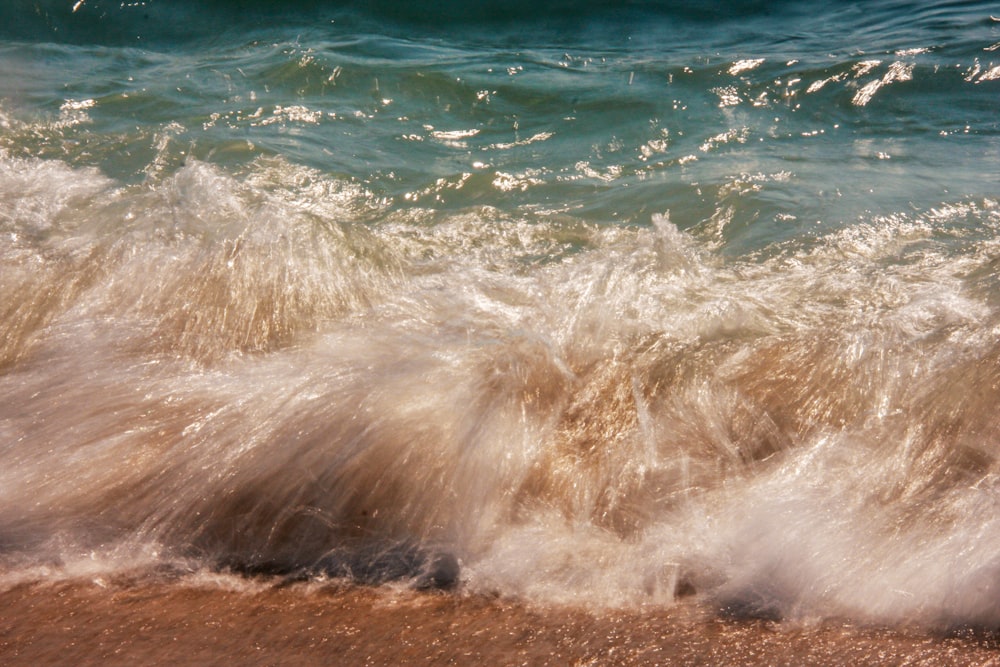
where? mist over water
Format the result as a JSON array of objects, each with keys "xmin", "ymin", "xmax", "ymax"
[{"xmin": 2, "ymin": 0, "xmax": 1000, "ymax": 629}]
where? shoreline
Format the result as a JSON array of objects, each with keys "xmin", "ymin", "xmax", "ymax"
[{"xmin": 2, "ymin": 580, "xmax": 999, "ymax": 665}]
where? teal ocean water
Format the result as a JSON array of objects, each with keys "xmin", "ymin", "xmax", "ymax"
[{"xmin": 2, "ymin": 0, "xmax": 1000, "ymax": 627}]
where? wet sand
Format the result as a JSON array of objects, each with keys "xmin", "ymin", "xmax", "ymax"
[{"xmin": 2, "ymin": 580, "xmax": 999, "ymax": 666}]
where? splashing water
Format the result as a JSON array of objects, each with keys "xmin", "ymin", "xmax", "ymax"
[{"xmin": 1, "ymin": 0, "xmax": 1000, "ymax": 631}]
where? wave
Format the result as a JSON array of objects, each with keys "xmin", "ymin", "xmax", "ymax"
[
  {"xmin": 2, "ymin": 152, "xmax": 1000, "ymax": 627},
  {"xmin": 4, "ymin": 0, "xmax": 1000, "ymax": 632}
]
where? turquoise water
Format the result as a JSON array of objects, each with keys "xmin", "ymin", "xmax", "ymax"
[
  {"xmin": 4, "ymin": 2, "xmax": 998, "ymax": 238},
  {"xmin": 2, "ymin": 0, "xmax": 1000, "ymax": 627}
]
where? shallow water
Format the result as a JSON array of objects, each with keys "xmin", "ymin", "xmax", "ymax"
[{"xmin": 2, "ymin": 0, "xmax": 1000, "ymax": 630}]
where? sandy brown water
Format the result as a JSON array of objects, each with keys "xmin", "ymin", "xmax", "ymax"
[{"xmin": 2, "ymin": 579, "xmax": 1000, "ymax": 666}]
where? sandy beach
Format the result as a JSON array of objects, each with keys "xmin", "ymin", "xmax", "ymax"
[{"xmin": 2, "ymin": 579, "xmax": 999, "ymax": 666}]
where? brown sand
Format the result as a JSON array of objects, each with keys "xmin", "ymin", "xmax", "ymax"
[{"xmin": 1, "ymin": 580, "xmax": 999, "ymax": 666}]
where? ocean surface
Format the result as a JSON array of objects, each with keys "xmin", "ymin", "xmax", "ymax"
[{"xmin": 1, "ymin": 0, "xmax": 1000, "ymax": 630}]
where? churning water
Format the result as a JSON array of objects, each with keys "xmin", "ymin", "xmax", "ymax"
[{"xmin": 2, "ymin": 0, "xmax": 1000, "ymax": 629}]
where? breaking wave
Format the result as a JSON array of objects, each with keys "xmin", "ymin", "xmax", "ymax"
[{"xmin": 3, "ymin": 152, "xmax": 1000, "ymax": 628}]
